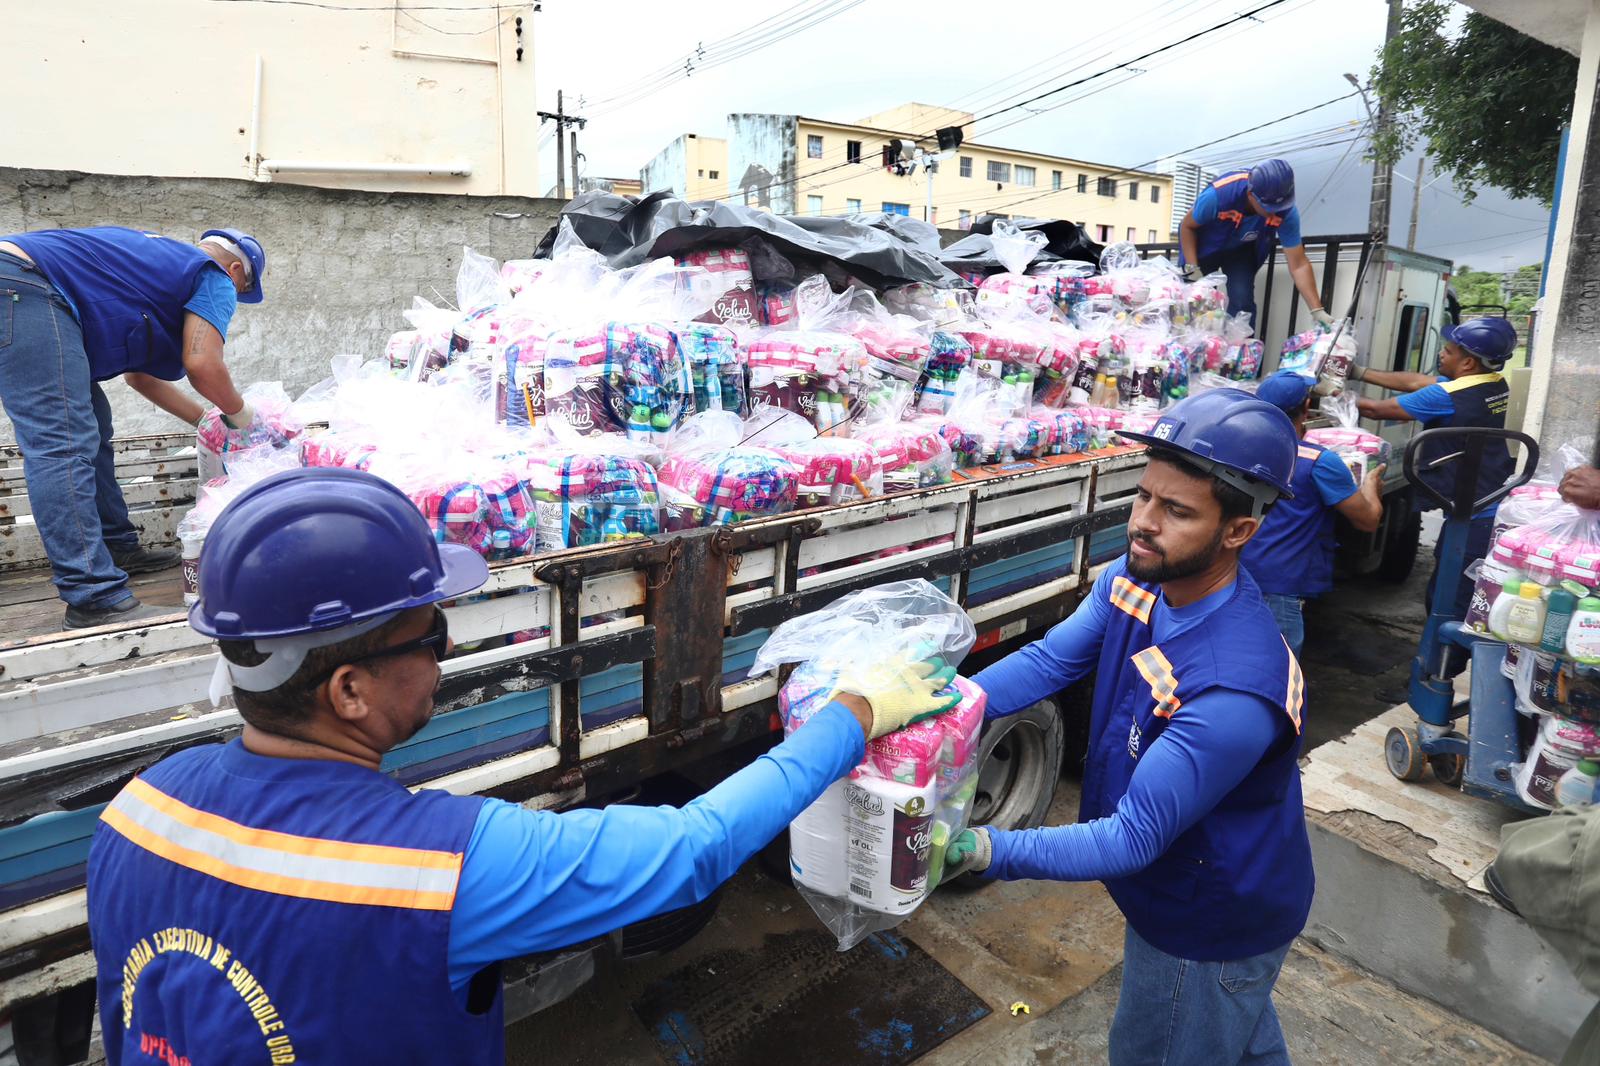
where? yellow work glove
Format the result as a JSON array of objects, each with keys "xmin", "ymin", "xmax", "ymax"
[{"xmin": 829, "ymin": 654, "xmax": 960, "ymax": 740}]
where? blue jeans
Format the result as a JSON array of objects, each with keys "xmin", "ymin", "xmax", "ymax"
[
  {"xmin": 0, "ymin": 252, "xmax": 136, "ymax": 609},
  {"xmin": 1198, "ymin": 245, "xmax": 1264, "ymax": 332},
  {"xmin": 1109, "ymin": 924, "xmax": 1292, "ymax": 1066},
  {"xmin": 1264, "ymin": 593, "xmax": 1305, "ymax": 660}
]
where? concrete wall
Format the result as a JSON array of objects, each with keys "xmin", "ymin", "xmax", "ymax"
[
  {"xmin": 0, "ymin": 167, "xmax": 563, "ymax": 442},
  {"xmin": 728, "ymin": 114, "xmax": 800, "ymax": 215},
  {"xmin": 6, "ymin": 0, "xmax": 538, "ymax": 197}
]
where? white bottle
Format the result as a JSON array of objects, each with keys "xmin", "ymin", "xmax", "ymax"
[
  {"xmin": 1567, "ymin": 598, "xmax": 1600, "ymax": 663},
  {"xmin": 1503, "ymin": 582, "xmax": 1548, "ymax": 645},
  {"xmin": 1555, "ymin": 759, "xmax": 1600, "ymax": 808},
  {"xmin": 1488, "ymin": 579, "xmax": 1524, "ymax": 641}
]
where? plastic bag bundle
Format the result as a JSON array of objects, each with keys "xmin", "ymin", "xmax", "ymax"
[
  {"xmin": 501, "ymin": 259, "xmax": 548, "ymax": 297},
  {"xmin": 748, "ymin": 579, "xmax": 981, "ymax": 949},
  {"xmin": 524, "ymin": 450, "xmax": 662, "ymax": 552},
  {"xmin": 1513, "ymin": 716, "xmax": 1600, "ymax": 808},
  {"xmin": 853, "ymin": 421, "xmax": 955, "ymax": 491},
  {"xmin": 496, "ymin": 327, "xmax": 551, "ymax": 428},
  {"xmin": 746, "ymin": 277, "xmax": 870, "ymax": 435},
  {"xmin": 1025, "ymin": 260, "xmax": 1095, "ymax": 317},
  {"xmin": 914, "ymin": 331, "xmax": 976, "ymax": 416},
  {"xmin": 367, "ymin": 450, "xmax": 536, "ymax": 560},
  {"xmin": 675, "ymin": 247, "xmax": 759, "ymax": 328},
  {"xmin": 675, "ymin": 322, "xmax": 747, "ymax": 417},
  {"xmin": 1032, "ymin": 322, "xmax": 1083, "ymax": 408},
  {"xmin": 299, "ymin": 430, "xmax": 379, "ymax": 471},
  {"xmin": 177, "ymin": 445, "xmax": 302, "ymax": 605},
  {"xmin": 1034, "ymin": 406, "xmax": 1090, "ymax": 456},
  {"xmin": 659, "ymin": 447, "xmax": 799, "ymax": 529},
  {"xmin": 1185, "ymin": 271, "xmax": 1230, "ymax": 333},
  {"xmin": 771, "ymin": 437, "xmax": 882, "ymax": 508},
  {"xmin": 1496, "ymin": 507, "xmax": 1600, "ymax": 589},
  {"xmin": 196, "ymin": 382, "xmax": 305, "ymax": 483}
]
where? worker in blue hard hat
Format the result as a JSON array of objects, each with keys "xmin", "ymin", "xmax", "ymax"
[
  {"xmin": 84, "ymin": 467, "xmax": 957, "ymax": 1065},
  {"xmin": 0, "ymin": 225, "xmax": 266, "ymax": 628},
  {"xmin": 1243, "ymin": 370, "xmax": 1386, "ymax": 657},
  {"xmin": 1178, "ymin": 159, "xmax": 1332, "ymax": 333},
  {"xmin": 1354, "ymin": 316, "xmax": 1517, "ymax": 644},
  {"xmin": 943, "ymin": 390, "xmax": 1312, "ymax": 1066}
]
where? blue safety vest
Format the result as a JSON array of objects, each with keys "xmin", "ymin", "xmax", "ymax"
[
  {"xmin": 6, "ymin": 226, "xmax": 219, "ymax": 382},
  {"xmin": 1193, "ymin": 171, "xmax": 1285, "ymax": 267},
  {"xmin": 1085, "ymin": 565, "xmax": 1314, "ymax": 960},
  {"xmin": 1415, "ymin": 372, "xmax": 1512, "ymax": 513},
  {"xmin": 1241, "ymin": 441, "xmax": 1340, "ymax": 597},
  {"xmin": 87, "ymin": 741, "xmax": 503, "ymax": 1065}
]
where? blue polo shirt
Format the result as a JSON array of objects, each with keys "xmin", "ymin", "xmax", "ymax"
[
  {"xmin": 1191, "ymin": 186, "xmax": 1303, "ymax": 249},
  {"xmin": 41, "ymin": 263, "xmax": 238, "ymax": 341},
  {"xmin": 1395, "ymin": 378, "xmax": 1454, "ymax": 421}
]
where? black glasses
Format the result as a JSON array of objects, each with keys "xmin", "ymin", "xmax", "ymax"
[{"xmin": 308, "ymin": 607, "xmax": 450, "ymax": 688}]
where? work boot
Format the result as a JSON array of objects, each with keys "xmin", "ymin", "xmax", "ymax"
[
  {"xmin": 63, "ymin": 597, "xmax": 177, "ymax": 631},
  {"xmin": 110, "ymin": 545, "xmax": 182, "ymax": 575}
]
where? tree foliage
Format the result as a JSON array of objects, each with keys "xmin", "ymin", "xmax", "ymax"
[
  {"xmin": 1453, "ymin": 263, "xmax": 1540, "ymax": 316},
  {"xmin": 1371, "ymin": 1, "xmax": 1576, "ymax": 205}
]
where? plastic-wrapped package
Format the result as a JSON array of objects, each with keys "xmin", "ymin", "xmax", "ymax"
[
  {"xmin": 1186, "ymin": 271, "xmax": 1230, "ymax": 333},
  {"xmin": 1495, "ymin": 506, "xmax": 1600, "ymax": 589},
  {"xmin": 177, "ymin": 445, "xmax": 301, "ymax": 604},
  {"xmin": 1213, "ymin": 313, "xmax": 1264, "ymax": 381},
  {"xmin": 1025, "ymin": 259, "xmax": 1094, "ymax": 318},
  {"xmin": 658, "ymin": 411, "xmax": 800, "ymax": 529},
  {"xmin": 771, "ymin": 436, "xmax": 882, "ymax": 508},
  {"xmin": 196, "ymin": 382, "xmax": 305, "ymax": 483},
  {"xmin": 1513, "ymin": 716, "xmax": 1600, "ymax": 809},
  {"xmin": 914, "ymin": 331, "xmax": 976, "ymax": 415},
  {"xmin": 524, "ymin": 445, "xmax": 662, "ymax": 552},
  {"xmin": 1305, "ymin": 390, "xmax": 1392, "ymax": 479},
  {"xmin": 746, "ymin": 277, "xmax": 870, "ymax": 435},
  {"xmin": 853, "ymin": 420, "xmax": 956, "ymax": 491},
  {"xmin": 748, "ymin": 579, "xmax": 980, "ymax": 948},
  {"xmin": 675, "ymin": 247, "xmax": 760, "ymax": 329},
  {"xmin": 364, "ymin": 449, "xmax": 536, "ymax": 560},
  {"xmin": 299, "ymin": 430, "xmax": 380, "ymax": 471},
  {"xmin": 674, "ymin": 321, "xmax": 747, "ymax": 417},
  {"xmin": 1034, "ymin": 406, "xmax": 1089, "ymax": 455},
  {"xmin": 501, "ymin": 259, "xmax": 548, "ymax": 297},
  {"xmin": 884, "ymin": 282, "xmax": 972, "ymax": 327}
]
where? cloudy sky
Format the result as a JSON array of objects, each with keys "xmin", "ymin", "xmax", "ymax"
[{"xmin": 533, "ymin": 0, "xmax": 1554, "ymax": 272}]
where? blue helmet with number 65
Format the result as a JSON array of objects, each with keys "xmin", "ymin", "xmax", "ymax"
[{"xmin": 1117, "ymin": 389, "xmax": 1298, "ymax": 514}]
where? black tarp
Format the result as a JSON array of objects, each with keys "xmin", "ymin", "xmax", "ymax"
[
  {"xmin": 938, "ymin": 215, "xmax": 1103, "ymax": 276},
  {"xmin": 537, "ymin": 192, "xmax": 965, "ymax": 291}
]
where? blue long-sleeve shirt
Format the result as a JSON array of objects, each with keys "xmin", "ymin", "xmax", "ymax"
[
  {"xmin": 444, "ymin": 701, "xmax": 864, "ymax": 995},
  {"xmin": 972, "ymin": 562, "xmax": 1282, "ymax": 883}
]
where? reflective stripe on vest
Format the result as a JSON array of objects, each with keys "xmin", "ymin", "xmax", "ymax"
[
  {"xmin": 1296, "ymin": 444, "xmax": 1320, "ymax": 461},
  {"xmin": 100, "ymin": 777, "xmax": 464, "ymax": 910},
  {"xmin": 1131, "ymin": 646, "xmax": 1182, "ymax": 719},
  {"xmin": 1283, "ymin": 639, "xmax": 1305, "ymax": 733},
  {"xmin": 1111, "ymin": 576, "xmax": 1157, "ymax": 624}
]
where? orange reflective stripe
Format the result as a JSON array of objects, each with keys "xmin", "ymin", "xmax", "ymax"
[
  {"xmin": 1213, "ymin": 173, "xmax": 1249, "ymax": 188},
  {"xmin": 1131, "ymin": 647, "xmax": 1182, "ymax": 718},
  {"xmin": 1110, "ymin": 577, "xmax": 1156, "ymax": 625},
  {"xmin": 1297, "ymin": 445, "xmax": 1321, "ymax": 460},
  {"xmin": 100, "ymin": 778, "xmax": 463, "ymax": 911},
  {"xmin": 1266, "ymin": 214, "xmax": 1283, "ymax": 227},
  {"xmin": 1218, "ymin": 210, "xmax": 1245, "ymax": 225},
  {"xmin": 1282, "ymin": 639, "xmax": 1305, "ymax": 734}
]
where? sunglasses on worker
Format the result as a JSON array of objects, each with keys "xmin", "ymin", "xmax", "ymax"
[{"xmin": 310, "ymin": 606, "xmax": 450, "ymax": 687}]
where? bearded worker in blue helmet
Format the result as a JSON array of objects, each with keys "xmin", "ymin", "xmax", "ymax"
[
  {"xmin": 1179, "ymin": 159, "xmax": 1331, "ymax": 333},
  {"xmin": 85, "ymin": 467, "xmax": 957, "ymax": 1065},
  {"xmin": 0, "ymin": 226, "xmax": 266, "ymax": 628},
  {"xmin": 942, "ymin": 391, "xmax": 1312, "ymax": 1066},
  {"xmin": 1354, "ymin": 316, "xmax": 1518, "ymax": 663}
]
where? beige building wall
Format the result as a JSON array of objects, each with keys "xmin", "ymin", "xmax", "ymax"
[
  {"xmin": 5, "ymin": 0, "xmax": 538, "ymax": 197},
  {"xmin": 793, "ymin": 115, "xmax": 1172, "ymax": 242}
]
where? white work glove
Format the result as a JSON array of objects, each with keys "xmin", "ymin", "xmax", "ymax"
[
  {"xmin": 220, "ymin": 401, "xmax": 255, "ymax": 432},
  {"xmin": 940, "ymin": 827, "xmax": 993, "ymax": 884},
  {"xmin": 1182, "ymin": 263, "xmax": 1205, "ymax": 284},
  {"xmin": 829, "ymin": 654, "xmax": 960, "ymax": 740},
  {"xmin": 1347, "ymin": 364, "xmax": 1368, "ymax": 383},
  {"xmin": 1310, "ymin": 308, "xmax": 1336, "ymax": 331}
]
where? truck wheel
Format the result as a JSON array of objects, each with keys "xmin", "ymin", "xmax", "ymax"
[
  {"xmin": 1378, "ymin": 508, "xmax": 1421, "ymax": 584},
  {"xmin": 612, "ymin": 775, "xmax": 724, "ymax": 958},
  {"xmin": 945, "ymin": 700, "xmax": 1065, "ymax": 890}
]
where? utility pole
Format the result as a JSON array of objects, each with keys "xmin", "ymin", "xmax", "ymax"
[
  {"xmin": 1406, "ymin": 152, "xmax": 1426, "ymax": 250},
  {"xmin": 1369, "ymin": 0, "xmax": 1403, "ymax": 242},
  {"xmin": 537, "ymin": 89, "xmax": 587, "ymax": 200}
]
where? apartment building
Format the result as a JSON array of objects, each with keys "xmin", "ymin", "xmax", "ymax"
[{"xmin": 641, "ymin": 103, "xmax": 1171, "ymax": 242}]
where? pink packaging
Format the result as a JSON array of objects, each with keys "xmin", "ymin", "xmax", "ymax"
[{"xmin": 861, "ymin": 716, "xmax": 946, "ymax": 787}]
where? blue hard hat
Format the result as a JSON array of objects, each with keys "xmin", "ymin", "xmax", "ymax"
[
  {"xmin": 1248, "ymin": 159, "xmax": 1295, "ymax": 214},
  {"xmin": 1118, "ymin": 389, "xmax": 1299, "ymax": 509},
  {"xmin": 1441, "ymin": 316, "xmax": 1518, "ymax": 369},
  {"xmin": 199, "ymin": 227, "xmax": 267, "ymax": 304},
  {"xmin": 190, "ymin": 467, "xmax": 488, "ymax": 641},
  {"xmin": 1255, "ymin": 370, "xmax": 1315, "ymax": 413}
]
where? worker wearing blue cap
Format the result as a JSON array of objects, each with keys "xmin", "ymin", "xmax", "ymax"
[
  {"xmin": 1354, "ymin": 317, "xmax": 1517, "ymax": 636},
  {"xmin": 0, "ymin": 226, "xmax": 265, "ymax": 628},
  {"xmin": 1243, "ymin": 371, "xmax": 1385, "ymax": 656},
  {"xmin": 1178, "ymin": 159, "xmax": 1331, "ymax": 333}
]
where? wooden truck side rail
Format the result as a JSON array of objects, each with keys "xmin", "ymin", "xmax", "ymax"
[{"xmin": 0, "ymin": 444, "xmax": 1146, "ymax": 1011}]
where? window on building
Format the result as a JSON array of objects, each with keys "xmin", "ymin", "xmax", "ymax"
[
  {"xmin": 1077, "ymin": 173, "xmax": 1088, "ymax": 193},
  {"xmin": 959, "ymin": 155, "xmax": 973, "ymax": 178},
  {"xmin": 807, "ymin": 195, "xmax": 824, "ymax": 216},
  {"xmin": 986, "ymin": 160, "xmax": 1011, "ymax": 183},
  {"xmin": 1150, "ymin": 185, "xmax": 1160, "ymax": 203},
  {"xmin": 1148, "ymin": 229, "xmax": 1158, "ymax": 242},
  {"xmin": 709, "ymin": 170, "xmax": 719, "ymax": 180},
  {"xmin": 807, "ymin": 134, "xmax": 823, "ymax": 159},
  {"xmin": 1128, "ymin": 181, "xmax": 1139, "ymax": 200},
  {"xmin": 1015, "ymin": 165, "xmax": 1036, "ymax": 187},
  {"xmin": 846, "ymin": 197, "xmax": 862, "ymax": 213},
  {"xmin": 1096, "ymin": 177, "xmax": 1116, "ymax": 197},
  {"xmin": 882, "ymin": 201, "xmax": 911, "ymax": 216},
  {"xmin": 959, "ymin": 209, "xmax": 972, "ymax": 228},
  {"xmin": 930, "ymin": 207, "xmax": 938, "ymax": 224},
  {"xmin": 1126, "ymin": 226, "xmax": 1136, "ymax": 241},
  {"xmin": 697, "ymin": 170, "xmax": 704, "ymax": 177},
  {"xmin": 1052, "ymin": 170, "xmax": 1063, "ymax": 190},
  {"xmin": 1096, "ymin": 224, "xmax": 1112, "ymax": 242},
  {"xmin": 846, "ymin": 139, "xmax": 862, "ymax": 164}
]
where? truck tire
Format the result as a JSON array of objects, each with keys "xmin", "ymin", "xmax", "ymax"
[
  {"xmin": 945, "ymin": 699, "xmax": 1065, "ymax": 891},
  {"xmin": 1378, "ymin": 507, "xmax": 1422, "ymax": 584},
  {"xmin": 610, "ymin": 775, "xmax": 724, "ymax": 958}
]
